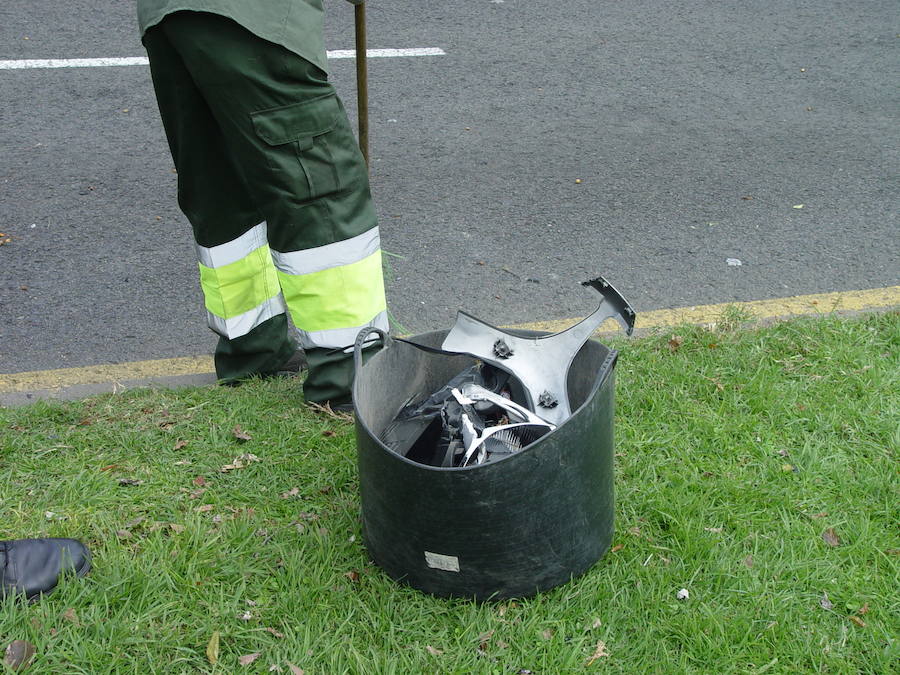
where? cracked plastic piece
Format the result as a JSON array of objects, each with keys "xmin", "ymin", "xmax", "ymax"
[{"xmin": 440, "ymin": 276, "xmax": 635, "ymax": 425}]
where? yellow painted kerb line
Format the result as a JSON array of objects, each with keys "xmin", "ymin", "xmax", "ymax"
[{"xmin": 1, "ymin": 286, "xmax": 898, "ymax": 394}]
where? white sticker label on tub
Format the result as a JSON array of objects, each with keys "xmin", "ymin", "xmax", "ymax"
[{"xmin": 424, "ymin": 551, "xmax": 460, "ymax": 572}]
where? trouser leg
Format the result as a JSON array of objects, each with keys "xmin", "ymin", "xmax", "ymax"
[
  {"xmin": 143, "ymin": 21, "xmax": 295, "ymax": 382},
  {"xmin": 146, "ymin": 11, "xmax": 387, "ymax": 403}
]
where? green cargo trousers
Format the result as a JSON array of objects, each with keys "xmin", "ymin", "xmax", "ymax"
[{"xmin": 143, "ymin": 11, "xmax": 388, "ymax": 405}]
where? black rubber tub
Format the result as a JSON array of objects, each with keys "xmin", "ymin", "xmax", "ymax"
[{"xmin": 352, "ymin": 329, "xmax": 617, "ymax": 600}]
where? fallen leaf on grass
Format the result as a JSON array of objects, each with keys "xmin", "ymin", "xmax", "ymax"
[
  {"xmin": 585, "ymin": 640, "xmax": 609, "ymax": 665},
  {"xmin": 287, "ymin": 664, "xmax": 304, "ymax": 675},
  {"xmin": 477, "ymin": 629, "xmax": 495, "ymax": 651},
  {"xmin": 265, "ymin": 627, "xmax": 285, "ymax": 638},
  {"xmin": 116, "ymin": 530, "xmax": 132, "ymax": 539},
  {"xmin": 62, "ymin": 608, "xmax": 79, "ymax": 625},
  {"xmin": 704, "ymin": 376, "xmax": 725, "ymax": 392},
  {"xmin": 197, "ymin": 504, "xmax": 214, "ymax": 513},
  {"xmin": 858, "ymin": 603, "xmax": 870, "ymax": 615},
  {"xmin": 584, "ymin": 618, "xmax": 602, "ymax": 631},
  {"xmin": 4, "ymin": 640, "xmax": 36, "ymax": 671},
  {"xmin": 704, "ymin": 527, "xmax": 723, "ymax": 533},
  {"xmin": 173, "ymin": 440, "xmax": 188, "ymax": 450},
  {"xmin": 849, "ymin": 615, "xmax": 866, "ymax": 627},
  {"xmin": 118, "ymin": 478, "xmax": 144, "ymax": 486},
  {"xmin": 809, "ymin": 512, "xmax": 828, "ymax": 519},
  {"xmin": 820, "ymin": 592, "xmax": 834, "ymax": 610},
  {"xmin": 206, "ymin": 631, "xmax": 220, "ymax": 665},
  {"xmin": 822, "ymin": 528, "xmax": 841, "ymax": 547},
  {"xmin": 220, "ymin": 453, "xmax": 260, "ymax": 472},
  {"xmin": 322, "ymin": 430, "xmax": 336, "ymax": 437},
  {"xmin": 281, "ymin": 487, "xmax": 300, "ymax": 499},
  {"xmin": 232, "ymin": 425, "xmax": 252, "ymax": 442},
  {"xmin": 239, "ymin": 653, "xmax": 260, "ymax": 666},
  {"xmin": 667, "ymin": 335, "xmax": 683, "ymax": 352},
  {"xmin": 193, "ymin": 476, "xmax": 206, "ymax": 487},
  {"xmin": 610, "ymin": 544, "xmax": 624, "ymax": 553},
  {"xmin": 540, "ymin": 629, "xmax": 554, "ymax": 640},
  {"xmin": 425, "ymin": 645, "xmax": 444, "ymax": 656},
  {"xmin": 742, "ymin": 555, "xmax": 754, "ymax": 568}
]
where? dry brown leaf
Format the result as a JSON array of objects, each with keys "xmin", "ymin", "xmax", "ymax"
[
  {"xmin": 822, "ymin": 528, "xmax": 841, "ymax": 547},
  {"xmin": 62, "ymin": 608, "xmax": 79, "ymax": 625},
  {"xmin": 206, "ymin": 631, "xmax": 220, "ymax": 665},
  {"xmin": 667, "ymin": 335, "xmax": 684, "ymax": 352},
  {"xmin": 540, "ymin": 629, "xmax": 554, "ymax": 640},
  {"xmin": 281, "ymin": 487, "xmax": 300, "ymax": 499},
  {"xmin": 858, "ymin": 603, "xmax": 870, "ymax": 615},
  {"xmin": 820, "ymin": 592, "xmax": 833, "ymax": 610},
  {"xmin": 810, "ymin": 512, "xmax": 828, "ymax": 519},
  {"xmin": 425, "ymin": 645, "xmax": 443, "ymax": 656},
  {"xmin": 232, "ymin": 425, "xmax": 252, "ymax": 441},
  {"xmin": 704, "ymin": 527, "xmax": 723, "ymax": 533},
  {"xmin": 610, "ymin": 544, "xmax": 624, "ymax": 553},
  {"xmin": 169, "ymin": 523, "xmax": 186, "ymax": 533},
  {"xmin": 197, "ymin": 504, "xmax": 214, "ymax": 513},
  {"xmin": 585, "ymin": 640, "xmax": 609, "ymax": 665},
  {"xmin": 4, "ymin": 640, "xmax": 36, "ymax": 671},
  {"xmin": 174, "ymin": 440, "xmax": 188, "ymax": 450},
  {"xmin": 193, "ymin": 476, "xmax": 206, "ymax": 487},
  {"xmin": 189, "ymin": 488, "xmax": 206, "ymax": 499},
  {"xmin": 287, "ymin": 664, "xmax": 304, "ymax": 675},
  {"xmin": 115, "ymin": 529, "xmax": 132, "ymax": 539},
  {"xmin": 265, "ymin": 627, "xmax": 285, "ymax": 638},
  {"xmin": 322, "ymin": 430, "xmax": 336, "ymax": 437},
  {"xmin": 239, "ymin": 653, "xmax": 260, "ymax": 666},
  {"xmin": 849, "ymin": 615, "xmax": 866, "ymax": 627}
]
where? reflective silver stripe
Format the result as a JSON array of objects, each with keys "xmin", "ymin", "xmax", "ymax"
[
  {"xmin": 271, "ymin": 227, "xmax": 380, "ymax": 275},
  {"xmin": 207, "ymin": 293, "xmax": 287, "ymax": 340},
  {"xmin": 196, "ymin": 222, "xmax": 268, "ymax": 269},
  {"xmin": 295, "ymin": 310, "xmax": 389, "ymax": 350}
]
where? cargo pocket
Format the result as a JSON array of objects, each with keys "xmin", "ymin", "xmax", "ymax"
[{"xmin": 251, "ymin": 92, "xmax": 353, "ymax": 202}]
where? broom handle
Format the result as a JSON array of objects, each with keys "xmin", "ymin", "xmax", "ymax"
[{"xmin": 354, "ymin": 2, "xmax": 369, "ymax": 168}]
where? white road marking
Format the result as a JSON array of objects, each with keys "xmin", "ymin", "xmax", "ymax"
[{"xmin": 0, "ymin": 48, "xmax": 446, "ymax": 70}]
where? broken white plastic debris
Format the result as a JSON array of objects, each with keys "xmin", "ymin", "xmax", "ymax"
[
  {"xmin": 677, "ymin": 588, "xmax": 690, "ymax": 600},
  {"xmin": 726, "ymin": 258, "xmax": 742, "ymax": 266}
]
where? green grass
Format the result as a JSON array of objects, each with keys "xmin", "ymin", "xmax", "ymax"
[{"xmin": 1, "ymin": 311, "xmax": 897, "ymax": 674}]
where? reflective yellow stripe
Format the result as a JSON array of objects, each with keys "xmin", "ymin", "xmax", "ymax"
[
  {"xmin": 198, "ymin": 245, "xmax": 280, "ymax": 320},
  {"xmin": 277, "ymin": 250, "xmax": 386, "ymax": 332}
]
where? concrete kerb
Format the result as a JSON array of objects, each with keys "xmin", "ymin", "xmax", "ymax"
[{"xmin": 1, "ymin": 286, "xmax": 898, "ymax": 407}]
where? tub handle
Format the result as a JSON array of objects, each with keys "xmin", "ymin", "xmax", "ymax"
[{"xmin": 353, "ymin": 326, "xmax": 390, "ymax": 372}]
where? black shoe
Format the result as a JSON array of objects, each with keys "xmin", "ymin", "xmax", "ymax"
[
  {"xmin": 272, "ymin": 349, "xmax": 308, "ymax": 377},
  {"xmin": 0, "ymin": 538, "xmax": 91, "ymax": 600}
]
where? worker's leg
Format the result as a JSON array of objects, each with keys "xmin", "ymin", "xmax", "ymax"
[
  {"xmin": 142, "ymin": 22, "xmax": 295, "ymax": 383},
  {"xmin": 154, "ymin": 12, "xmax": 388, "ymax": 404}
]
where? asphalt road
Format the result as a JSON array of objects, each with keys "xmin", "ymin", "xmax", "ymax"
[{"xmin": 1, "ymin": 1, "xmax": 897, "ymax": 374}]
